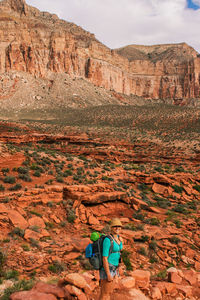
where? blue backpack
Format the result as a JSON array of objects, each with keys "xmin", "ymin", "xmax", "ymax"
[{"xmin": 85, "ymin": 235, "xmax": 114, "ymax": 270}]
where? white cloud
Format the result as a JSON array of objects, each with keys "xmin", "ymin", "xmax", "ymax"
[
  {"xmin": 26, "ymin": 0, "xmax": 200, "ymax": 53},
  {"xmin": 192, "ymin": 0, "xmax": 200, "ymax": 6}
]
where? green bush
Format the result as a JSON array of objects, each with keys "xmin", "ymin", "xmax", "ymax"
[
  {"xmin": 3, "ymin": 176, "xmax": 16, "ymax": 184},
  {"xmin": 0, "ymin": 184, "xmax": 5, "ymax": 191},
  {"xmin": 133, "ymin": 212, "xmax": 145, "ymax": 221},
  {"xmin": 18, "ymin": 174, "xmax": 32, "ymax": 182},
  {"xmin": 193, "ymin": 185, "xmax": 200, "ymax": 192},
  {"xmin": 1, "ymin": 168, "xmax": 9, "ymax": 174},
  {"xmin": 149, "ymin": 255, "xmax": 158, "ymax": 263},
  {"xmin": 172, "ymin": 185, "xmax": 183, "ymax": 194},
  {"xmin": 138, "ymin": 247, "xmax": 147, "ymax": 256},
  {"xmin": 121, "ymin": 250, "xmax": 133, "ymax": 271},
  {"xmin": 17, "ymin": 167, "xmax": 29, "ymax": 174},
  {"xmin": 9, "ymin": 184, "xmax": 22, "ymax": 191},
  {"xmin": 149, "ymin": 240, "xmax": 157, "ymax": 251},
  {"xmin": 9, "ymin": 227, "xmax": 25, "ymax": 238},
  {"xmin": 154, "ymin": 196, "xmax": 171, "ymax": 208},
  {"xmin": 56, "ymin": 176, "xmax": 64, "ymax": 183},
  {"xmin": 173, "ymin": 204, "xmax": 189, "ymax": 215},
  {"xmin": 48, "ymin": 261, "xmax": 64, "ymax": 273},
  {"xmin": 4, "ymin": 269, "xmax": 19, "ymax": 280},
  {"xmin": 67, "ymin": 208, "xmax": 76, "ymax": 223},
  {"xmin": 169, "ymin": 236, "xmax": 180, "ymax": 244},
  {"xmin": 1, "ymin": 279, "xmax": 34, "ymax": 300},
  {"xmin": 145, "ymin": 217, "xmax": 160, "ymax": 226},
  {"xmin": 33, "ymin": 171, "xmax": 41, "ymax": 177},
  {"xmin": 63, "ymin": 169, "xmax": 73, "ymax": 177}
]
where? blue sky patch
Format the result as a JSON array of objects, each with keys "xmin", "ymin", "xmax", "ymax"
[{"xmin": 187, "ymin": 0, "xmax": 200, "ymax": 10}]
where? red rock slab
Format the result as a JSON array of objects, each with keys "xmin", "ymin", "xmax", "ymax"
[
  {"xmin": 120, "ymin": 277, "xmax": 135, "ymax": 289},
  {"xmin": 32, "ymin": 282, "xmax": 68, "ymax": 298},
  {"xmin": 28, "ymin": 216, "xmax": 46, "ymax": 229},
  {"xmin": 65, "ymin": 252, "xmax": 82, "ymax": 261},
  {"xmin": 111, "ymin": 288, "xmax": 150, "ymax": 300},
  {"xmin": 151, "ymin": 287, "xmax": 162, "ymax": 299},
  {"xmin": 130, "ymin": 270, "xmax": 150, "ymax": 289},
  {"xmin": 182, "ymin": 269, "xmax": 197, "ymax": 285},
  {"xmin": 0, "ymin": 203, "xmax": 8, "ymax": 213},
  {"xmin": 168, "ymin": 271, "xmax": 182, "ymax": 284},
  {"xmin": 7, "ymin": 210, "xmax": 28, "ymax": 229},
  {"xmin": 10, "ymin": 291, "xmax": 57, "ymax": 300},
  {"xmin": 152, "ymin": 183, "xmax": 168, "ymax": 195},
  {"xmin": 24, "ymin": 229, "xmax": 41, "ymax": 240},
  {"xmin": 176, "ymin": 284, "xmax": 193, "ymax": 297},
  {"xmin": 65, "ymin": 284, "xmax": 87, "ymax": 300},
  {"xmin": 63, "ymin": 273, "xmax": 88, "ymax": 290},
  {"xmin": 154, "ymin": 282, "xmax": 176, "ymax": 294}
]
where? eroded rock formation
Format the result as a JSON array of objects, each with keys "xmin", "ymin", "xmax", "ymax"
[{"xmin": 0, "ymin": 0, "xmax": 200, "ymax": 103}]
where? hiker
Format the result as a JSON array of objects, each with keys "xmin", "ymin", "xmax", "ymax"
[{"xmin": 99, "ymin": 218, "xmax": 123, "ymax": 300}]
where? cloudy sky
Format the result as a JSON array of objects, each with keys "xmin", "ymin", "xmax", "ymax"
[{"xmin": 26, "ymin": 0, "xmax": 200, "ymax": 53}]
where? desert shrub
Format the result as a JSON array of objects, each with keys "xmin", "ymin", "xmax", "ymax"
[
  {"xmin": 56, "ymin": 176, "xmax": 64, "ymax": 183},
  {"xmin": 133, "ymin": 212, "xmax": 145, "ymax": 221},
  {"xmin": 138, "ymin": 183, "xmax": 149, "ymax": 192},
  {"xmin": 17, "ymin": 167, "xmax": 29, "ymax": 174},
  {"xmin": 124, "ymin": 223, "xmax": 136, "ymax": 231},
  {"xmin": 48, "ymin": 261, "xmax": 65, "ymax": 273},
  {"xmin": 173, "ymin": 219, "xmax": 182, "ymax": 228},
  {"xmin": 172, "ymin": 185, "xmax": 183, "ymax": 194},
  {"xmin": 121, "ymin": 250, "xmax": 133, "ymax": 271},
  {"xmin": 169, "ymin": 236, "xmax": 180, "ymax": 244},
  {"xmin": 174, "ymin": 166, "xmax": 185, "ymax": 173},
  {"xmin": 149, "ymin": 255, "xmax": 158, "ymax": 263},
  {"xmin": 4, "ymin": 269, "xmax": 19, "ymax": 280},
  {"xmin": 154, "ymin": 196, "xmax": 171, "ymax": 208},
  {"xmin": 21, "ymin": 244, "xmax": 30, "ymax": 251},
  {"xmin": 0, "ymin": 184, "xmax": 5, "ymax": 191},
  {"xmin": 3, "ymin": 176, "xmax": 15, "ymax": 184},
  {"xmin": 186, "ymin": 201, "xmax": 197, "ymax": 210},
  {"xmin": 138, "ymin": 247, "xmax": 147, "ymax": 256},
  {"xmin": 63, "ymin": 169, "xmax": 72, "ymax": 177},
  {"xmin": 9, "ymin": 227, "xmax": 24, "ymax": 238},
  {"xmin": 1, "ymin": 279, "xmax": 34, "ymax": 300},
  {"xmin": 29, "ymin": 226, "xmax": 40, "ymax": 233},
  {"xmin": 29, "ymin": 210, "xmax": 42, "ymax": 217},
  {"xmin": 156, "ymin": 269, "xmax": 167, "ymax": 279},
  {"xmin": 1, "ymin": 168, "xmax": 9, "ymax": 174},
  {"xmin": 45, "ymin": 179, "xmax": 53, "ymax": 185},
  {"xmin": 173, "ymin": 204, "xmax": 189, "ymax": 215},
  {"xmin": 193, "ymin": 185, "xmax": 200, "ymax": 192},
  {"xmin": 33, "ymin": 171, "xmax": 41, "ymax": 177},
  {"xmin": 9, "ymin": 184, "xmax": 22, "ymax": 191},
  {"xmin": 145, "ymin": 217, "xmax": 160, "ymax": 226},
  {"xmin": 30, "ymin": 238, "xmax": 40, "ymax": 248},
  {"xmin": 149, "ymin": 240, "xmax": 158, "ymax": 251},
  {"xmin": 18, "ymin": 174, "xmax": 32, "ymax": 182},
  {"xmin": 67, "ymin": 208, "xmax": 76, "ymax": 223}
]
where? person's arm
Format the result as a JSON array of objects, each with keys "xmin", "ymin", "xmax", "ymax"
[
  {"xmin": 103, "ymin": 256, "xmax": 113, "ymax": 281},
  {"xmin": 102, "ymin": 238, "xmax": 113, "ymax": 281}
]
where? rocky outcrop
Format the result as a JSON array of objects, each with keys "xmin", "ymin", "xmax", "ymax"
[{"xmin": 0, "ymin": 0, "xmax": 200, "ymax": 103}]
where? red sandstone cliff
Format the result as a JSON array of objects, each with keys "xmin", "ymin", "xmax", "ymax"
[{"xmin": 0, "ymin": 0, "xmax": 200, "ymax": 102}]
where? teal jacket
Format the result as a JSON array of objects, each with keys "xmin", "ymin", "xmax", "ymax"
[{"xmin": 102, "ymin": 236, "xmax": 123, "ymax": 266}]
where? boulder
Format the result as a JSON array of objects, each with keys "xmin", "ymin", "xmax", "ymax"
[
  {"xmin": 10, "ymin": 291, "xmax": 57, "ymax": 300},
  {"xmin": 131, "ymin": 270, "xmax": 150, "ymax": 288}
]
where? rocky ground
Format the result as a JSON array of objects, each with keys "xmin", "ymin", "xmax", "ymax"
[{"xmin": 0, "ymin": 121, "xmax": 200, "ymax": 299}]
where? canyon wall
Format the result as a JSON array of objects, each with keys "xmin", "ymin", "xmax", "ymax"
[{"xmin": 0, "ymin": 0, "xmax": 200, "ymax": 102}]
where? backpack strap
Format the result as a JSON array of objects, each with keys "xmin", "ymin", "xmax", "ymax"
[{"xmin": 107, "ymin": 235, "xmax": 114, "ymax": 256}]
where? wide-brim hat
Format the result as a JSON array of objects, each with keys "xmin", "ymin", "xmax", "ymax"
[{"xmin": 110, "ymin": 218, "xmax": 122, "ymax": 227}]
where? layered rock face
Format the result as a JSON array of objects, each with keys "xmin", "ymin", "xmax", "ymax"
[{"xmin": 0, "ymin": 0, "xmax": 200, "ymax": 102}]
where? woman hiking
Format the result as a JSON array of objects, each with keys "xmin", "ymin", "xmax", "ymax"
[{"xmin": 99, "ymin": 218, "xmax": 123, "ymax": 300}]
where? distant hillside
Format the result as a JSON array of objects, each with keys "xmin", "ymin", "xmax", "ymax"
[{"xmin": 0, "ymin": 0, "xmax": 200, "ymax": 112}]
